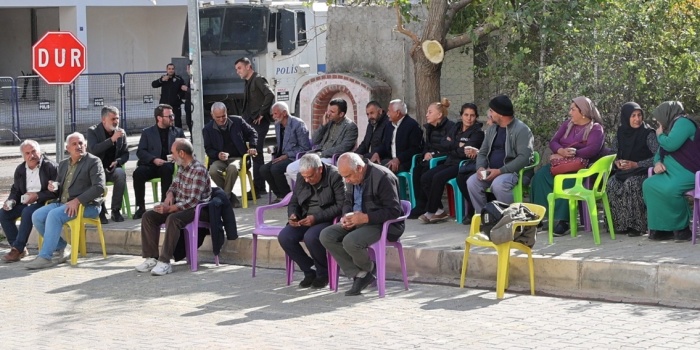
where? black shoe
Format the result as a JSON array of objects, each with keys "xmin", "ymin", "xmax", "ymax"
[
  {"xmin": 408, "ymin": 208, "xmax": 425, "ymax": 220},
  {"xmin": 99, "ymin": 212, "xmax": 108, "ymax": 225},
  {"xmin": 674, "ymin": 227, "xmax": 692, "ymax": 243},
  {"xmin": 133, "ymin": 207, "xmax": 145, "ymax": 220},
  {"xmin": 299, "ymin": 273, "xmax": 315, "ymax": 288},
  {"xmin": 553, "ymin": 221, "xmax": 570, "ymax": 237},
  {"xmin": 111, "ymin": 210, "xmax": 125, "ymax": 222},
  {"xmin": 229, "ymin": 194, "xmax": 241, "ymax": 208},
  {"xmin": 246, "ymin": 190, "xmax": 262, "ymax": 200},
  {"xmin": 648, "ymin": 230, "xmax": 673, "ymax": 241},
  {"xmin": 256, "ymin": 188, "xmax": 268, "ymax": 195},
  {"xmin": 311, "ymin": 276, "xmax": 329, "ymax": 289},
  {"xmin": 627, "ymin": 229, "xmax": 642, "ymax": 237},
  {"xmin": 345, "ymin": 272, "xmax": 376, "ymax": 296}
]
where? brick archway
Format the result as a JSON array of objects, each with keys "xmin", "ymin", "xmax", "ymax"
[{"xmin": 299, "ymin": 73, "xmax": 391, "ymax": 144}]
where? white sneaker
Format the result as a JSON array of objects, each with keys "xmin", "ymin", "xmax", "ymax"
[
  {"xmin": 150, "ymin": 261, "xmax": 172, "ymax": 276},
  {"xmin": 135, "ymin": 258, "xmax": 158, "ymax": 272},
  {"xmin": 52, "ymin": 244, "xmax": 71, "ymax": 264}
]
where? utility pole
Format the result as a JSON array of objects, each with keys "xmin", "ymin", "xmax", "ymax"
[{"xmin": 187, "ymin": 0, "xmax": 205, "ymax": 161}]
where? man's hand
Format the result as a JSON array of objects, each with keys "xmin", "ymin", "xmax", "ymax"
[
  {"xmin": 162, "ymin": 75, "xmax": 170, "ymax": 81},
  {"xmin": 163, "ymin": 194, "xmax": 175, "ymax": 206},
  {"xmin": 656, "ymin": 123, "xmax": 664, "ymax": 136},
  {"xmin": 272, "ymin": 154, "xmax": 288, "ymax": 164},
  {"xmin": 180, "ymin": 85, "xmax": 188, "ymax": 91},
  {"xmin": 64, "ymin": 198, "xmax": 80, "ymax": 217},
  {"xmin": 288, "ymin": 214, "xmax": 300, "ymax": 227},
  {"xmin": 298, "ymin": 215, "xmax": 316, "ymax": 227},
  {"xmin": 253, "ymin": 115, "xmax": 264, "ymax": 125},
  {"xmin": 653, "ymin": 162, "xmax": 666, "ymax": 174},
  {"xmin": 247, "ymin": 149, "xmax": 258, "ymax": 156},
  {"xmin": 369, "ymin": 153, "xmax": 381, "ymax": 164},
  {"xmin": 108, "ymin": 161, "xmax": 118, "ymax": 171},
  {"xmin": 110, "ymin": 128, "xmax": 124, "ymax": 143},
  {"xmin": 154, "ymin": 204, "xmax": 177, "ymax": 214},
  {"xmin": 23, "ymin": 192, "xmax": 38, "ymax": 204},
  {"xmin": 342, "ymin": 212, "xmax": 369, "ymax": 229},
  {"xmin": 386, "ymin": 158, "xmax": 400, "ymax": 173},
  {"xmin": 423, "ymin": 153, "xmax": 433, "ymax": 161},
  {"xmin": 321, "ymin": 112, "xmax": 330, "ymax": 126},
  {"xmin": 485, "ymin": 168, "xmax": 502, "ymax": 182},
  {"xmin": 153, "ymin": 158, "xmax": 166, "ymax": 166},
  {"xmin": 218, "ymin": 152, "xmax": 229, "ymax": 161}
]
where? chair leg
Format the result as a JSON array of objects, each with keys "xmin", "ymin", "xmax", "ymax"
[
  {"xmin": 251, "ymin": 234, "xmax": 258, "ymax": 277},
  {"xmin": 693, "ymin": 199, "xmax": 699, "ymax": 244},
  {"xmin": 602, "ymin": 194, "xmax": 616, "ymax": 240},
  {"xmin": 527, "ymin": 250, "xmax": 535, "ymax": 295},
  {"xmin": 151, "ymin": 181, "xmax": 159, "ymax": 203},
  {"xmin": 79, "ymin": 224, "xmax": 88, "ymax": 257},
  {"xmin": 446, "ymin": 186, "xmax": 456, "ymax": 218},
  {"xmin": 97, "ymin": 223, "xmax": 107, "ymax": 258},
  {"xmin": 185, "ymin": 225, "xmax": 199, "ymax": 272},
  {"xmin": 460, "ymin": 242, "xmax": 471, "ymax": 288},
  {"xmin": 495, "ymin": 244, "xmax": 511, "ymax": 299},
  {"xmin": 248, "ymin": 172, "xmax": 256, "ymax": 205},
  {"xmin": 569, "ymin": 199, "xmax": 579, "ymax": 238},
  {"xmin": 547, "ymin": 194, "xmax": 555, "ymax": 244},
  {"xmin": 286, "ymin": 254, "xmax": 294, "ymax": 286},
  {"xmin": 240, "ymin": 171, "xmax": 249, "ymax": 209},
  {"xmin": 122, "ymin": 191, "xmax": 132, "ymax": 219},
  {"xmin": 587, "ymin": 197, "xmax": 602, "ymax": 245},
  {"xmin": 395, "ymin": 243, "xmax": 409, "ymax": 290},
  {"xmin": 214, "ymin": 255, "xmax": 220, "ymax": 266},
  {"xmin": 69, "ymin": 223, "xmax": 80, "ymax": 266},
  {"xmin": 375, "ymin": 247, "xmax": 387, "ymax": 298}
]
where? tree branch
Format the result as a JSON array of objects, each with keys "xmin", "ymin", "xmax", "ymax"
[
  {"xmin": 394, "ymin": 2, "xmax": 420, "ymax": 49},
  {"xmin": 445, "ymin": 0, "xmax": 475, "ymax": 22},
  {"xmin": 444, "ymin": 22, "xmax": 495, "ymax": 51}
]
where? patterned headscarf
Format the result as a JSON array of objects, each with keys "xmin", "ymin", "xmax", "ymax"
[{"xmin": 564, "ymin": 96, "xmax": 603, "ymax": 140}]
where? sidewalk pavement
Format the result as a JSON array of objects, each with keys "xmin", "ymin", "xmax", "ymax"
[
  {"xmin": 1, "ymin": 137, "xmax": 699, "ymax": 308},
  {"xmin": 3, "ymin": 254, "xmax": 700, "ymax": 349}
]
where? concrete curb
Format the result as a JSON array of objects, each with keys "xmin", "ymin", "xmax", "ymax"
[{"xmin": 49, "ymin": 227, "xmax": 700, "ymax": 308}]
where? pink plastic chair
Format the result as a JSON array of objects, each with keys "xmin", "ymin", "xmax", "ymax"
[
  {"xmin": 161, "ymin": 202, "xmax": 212, "ymax": 272},
  {"xmin": 329, "ymin": 200, "xmax": 411, "ymax": 297}
]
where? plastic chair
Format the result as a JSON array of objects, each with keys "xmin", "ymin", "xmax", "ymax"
[
  {"xmin": 396, "ymin": 154, "xmax": 443, "ymax": 209},
  {"xmin": 251, "ymin": 192, "xmax": 292, "ymax": 279},
  {"xmin": 460, "ymin": 203, "xmax": 545, "ymax": 299},
  {"xmin": 646, "ymin": 168, "xmax": 700, "ymax": 244},
  {"xmin": 148, "ymin": 163, "xmax": 179, "ymax": 203},
  {"xmin": 547, "ymin": 154, "xmax": 616, "ymax": 245},
  {"xmin": 38, "ymin": 198, "xmax": 108, "ymax": 266},
  {"xmin": 452, "ymin": 151, "xmax": 540, "ymax": 223},
  {"xmin": 329, "ymin": 200, "xmax": 411, "ymax": 297},
  {"xmin": 206, "ymin": 154, "xmax": 257, "ymax": 208},
  {"xmin": 181, "ymin": 201, "xmax": 213, "ymax": 272},
  {"xmin": 106, "ymin": 164, "xmax": 132, "ymax": 219}
]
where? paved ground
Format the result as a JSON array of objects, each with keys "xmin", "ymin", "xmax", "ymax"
[{"xmin": 2, "ymin": 254, "xmax": 700, "ymax": 349}]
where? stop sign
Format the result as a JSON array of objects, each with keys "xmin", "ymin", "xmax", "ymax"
[{"xmin": 32, "ymin": 31, "xmax": 86, "ymax": 85}]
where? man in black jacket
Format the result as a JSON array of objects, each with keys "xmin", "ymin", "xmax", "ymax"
[
  {"xmin": 278, "ymin": 154, "xmax": 345, "ymax": 289},
  {"xmin": 151, "ymin": 63, "xmax": 188, "ymax": 129},
  {"xmin": 235, "ymin": 57, "xmax": 274, "ymax": 197},
  {"xmin": 87, "ymin": 106, "xmax": 129, "ymax": 223},
  {"xmin": 0, "ymin": 140, "xmax": 58, "ymax": 262},
  {"xmin": 320, "ymin": 152, "xmax": 404, "ymax": 296},
  {"xmin": 132, "ymin": 104, "xmax": 186, "ymax": 219},
  {"xmin": 376, "ymin": 99, "xmax": 423, "ymax": 173},
  {"xmin": 355, "ymin": 101, "xmax": 389, "ymax": 162},
  {"xmin": 203, "ymin": 102, "xmax": 258, "ymax": 207}
]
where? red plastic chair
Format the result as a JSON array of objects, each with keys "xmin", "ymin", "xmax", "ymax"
[{"xmin": 329, "ymin": 200, "xmax": 411, "ymax": 297}]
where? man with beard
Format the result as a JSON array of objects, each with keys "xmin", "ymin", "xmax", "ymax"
[{"xmin": 355, "ymin": 101, "xmax": 389, "ymax": 163}]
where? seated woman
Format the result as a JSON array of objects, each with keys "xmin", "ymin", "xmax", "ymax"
[
  {"xmin": 409, "ymin": 98, "xmax": 455, "ymax": 219},
  {"xmin": 606, "ymin": 102, "xmax": 658, "ymax": 237},
  {"xmin": 643, "ymin": 101, "xmax": 700, "ymax": 242},
  {"xmin": 419, "ymin": 103, "xmax": 484, "ymax": 223},
  {"xmin": 531, "ymin": 96, "xmax": 605, "ymax": 236}
]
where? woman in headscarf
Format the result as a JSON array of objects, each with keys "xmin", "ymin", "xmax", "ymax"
[
  {"xmin": 530, "ymin": 96, "xmax": 605, "ymax": 237},
  {"xmin": 643, "ymin": 101, "xmax": 700, "ymax": 242},
  {"xmin": 606, "ymin": 102, "xmax": 658, "ymax": 237}
]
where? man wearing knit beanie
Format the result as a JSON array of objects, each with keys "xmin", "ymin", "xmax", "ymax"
[{"xmin": 465, "ymin": 95, "xmax": 534, "ymax": 214}]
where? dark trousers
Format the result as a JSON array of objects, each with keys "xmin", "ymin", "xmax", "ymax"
[
  {"xmin": 106, "ymin": 167, "xmax": 126, "ymax": 211},
  {"xmin": 141, "ymin": 207, "xmax": 209, "ymax": 263},
  {"xmin": 249, "ymin": 118, "xmax": 270, "ymax": 193},
  {"xmin": 420, "ymin": 163, "xmax": 459, "ymax": 213},
  {"xmin": 172, "ymin": 104, "xmax": 183, "ymax": 129},
  {"xmin": 278, "ymin": 222, "xmax": 332, "ymax": 277},
  {"xmin": 411, "ymin": 160, "xmax": 430, "ymax": 208},
  {"xmin": 260, "ymin": 158, "xmax": 293, "ymax": 197},
  {"xmin": 133, "ymin": 163, "xmax": 175, "ymax": 208},
  {"xmin": 0, "ymin": 202, "xmax": 43, "ymax": 251}
]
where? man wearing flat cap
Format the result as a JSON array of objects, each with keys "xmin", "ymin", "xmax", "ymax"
[{"xmin": 466, "ymin": 95, "xmax": 534, "ymax": 213}]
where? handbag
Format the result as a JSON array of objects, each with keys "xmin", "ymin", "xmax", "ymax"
[{"xmin": 550, "ymin": 156, "xmax": 588, "ymax": 176}]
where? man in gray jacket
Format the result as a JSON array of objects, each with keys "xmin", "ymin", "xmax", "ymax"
[
  {"xmin": 285, "ymin": 98, "xmax": 358, "ymax": 181},
  {"xmin": 320, "ymin": 152, "xmax": 404, "ymax": 296},
  {"xmin": 27, "ymin": 132, "xmax": 106, "ymax": 270},
  {"xmin": 466, "ymin": 95, "xmax": 534, "ymax": 213}
]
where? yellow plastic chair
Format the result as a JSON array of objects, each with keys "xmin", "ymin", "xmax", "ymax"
[
  {"xmin": 148, "ymin": 163, "xmax": 179, "ymax": 203},
  {"xmin": 37, "ymin": 195, "xmax": 108, "ymax": 266},
  {"xmin": 205, "ymin": 154, "xmax": 256, "ymax": 208},
  {"xmin": 460, "ymin": 202, "xmax": 546, "ymax": 299},
  {"xmin": 546, "ymin": 154, "xmax": 616, "ymax": 245}
]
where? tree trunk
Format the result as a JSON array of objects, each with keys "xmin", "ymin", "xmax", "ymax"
[{"xmin": 411, "ymin": 51, "xmax": 441, "ymax": 125}]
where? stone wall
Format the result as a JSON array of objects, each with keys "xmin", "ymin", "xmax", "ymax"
[{"xmin": 326, "ymin": 5, "xmax": 474, "ymax": 119}]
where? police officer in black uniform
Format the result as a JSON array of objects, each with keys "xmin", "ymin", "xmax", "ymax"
[{"xmin": 152, "ymin": 63, "xmax": 188, "ymax": 129}]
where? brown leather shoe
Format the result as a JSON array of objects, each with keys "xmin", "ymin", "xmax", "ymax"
[{"xmin": 2, "ymin": 247, "xmax": 28, "ymax": 263}]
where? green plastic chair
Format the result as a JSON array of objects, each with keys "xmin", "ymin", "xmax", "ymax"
[
  {"xmin": 149, "ymin": 163, "xmax": 179, "ymax": 203},
  {"xmin": 397, "ymin": 154, "xmax": 445, "ymax": 209},
  {"xmin": 106, "ymin": 165, "xmax": 131, "ymax": 219},
  {"xmin": 546, "ymin": 154, "xmax": 617, "ymax": 245},
  {"xmin": 513, "ymin": 151, "xmax": 540, "ymax": 202}
]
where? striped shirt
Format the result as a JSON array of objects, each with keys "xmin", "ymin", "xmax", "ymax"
[{"xmin": 167, "ymin": 159, "xmax": 211, "ymax": 211}]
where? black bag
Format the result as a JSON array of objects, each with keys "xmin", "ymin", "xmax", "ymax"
[{"xmin": 479, "ymin": 201, "xmax": 511, "ymax": 237}]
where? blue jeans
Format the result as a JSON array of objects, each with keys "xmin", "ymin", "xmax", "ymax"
[
  {"xmin": 31, "ymin": 202, "xmax": 100, "ymax": 259},
  {"xmin": 0, "ymin": 202, "xmax": 43, "ymax": 251}
]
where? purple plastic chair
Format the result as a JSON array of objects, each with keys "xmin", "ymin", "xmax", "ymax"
[
  {"xmin": 163, "ymin": 202, "xmax": 212, "ymax": 272},
  {"xmin": 329, "ymin": 200, "xmax": 411, "ymax": 297},
  {"xmin": 646, "ymin": 168, "xmax": 700, "ymax": 243}
]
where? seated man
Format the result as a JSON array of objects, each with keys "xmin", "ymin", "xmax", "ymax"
[
  {"xmin": 285, "ymin": 98, "xmax": 358, "ymax": 180},
  {"xmin": 135, "ymin": 138, "xmax": 211, "ymax": 276},
  {"xmin": 86, "ymin": 105, "xmax": 129, "ymax": 223},
  {"xmin": 27, "ymin": 132, "xmax": 106, "ymax": 270},
  {"xmin": 260, "ymin": 101, "xmax": 311, "ymax": 201},
  {"xmin": 466, "ymin": 95, "xmax": 534, "ymax": 213},
  {"xmin": 0, "ymin": 140, "xmax": 58, "ymax": 262},
  {"xmin": 355, "ymin": 101, "xmax": 389, "ymax": 163},
  {"xmin": 320, "ymin": 152, "xmax": 404, "ymax": 296},
  {"xmin": 203, "ymin": 102, "xmax": 258, "ymax": 208},
  {"xmin": 278, "ymin": 154, "xmax": 345, "ymax": 289},
  {"xmin": 375, "ymin": 99, "xmax": 423, "ymax": 173},
  {"xmin": 133, "ymin": 104, "xmax": 185, "ymax": 219}
]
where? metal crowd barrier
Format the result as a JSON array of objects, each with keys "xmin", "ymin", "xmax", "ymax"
[
  {"xmin": 123, "ymin": 71, "xmax": 165, "ymax": 134},
  {"xmin": 72, "ymin": 73, "xmax": 123, "ymax": 134}
]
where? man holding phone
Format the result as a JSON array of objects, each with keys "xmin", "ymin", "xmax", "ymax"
[{"xmin": 87, "ymin": 106, "xmax": 129, "ymax": 223}]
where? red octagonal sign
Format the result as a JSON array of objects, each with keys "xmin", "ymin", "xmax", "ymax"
[{"xmin": 32, "ymin": 31, "xmax": 86, "ymax": 85}]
